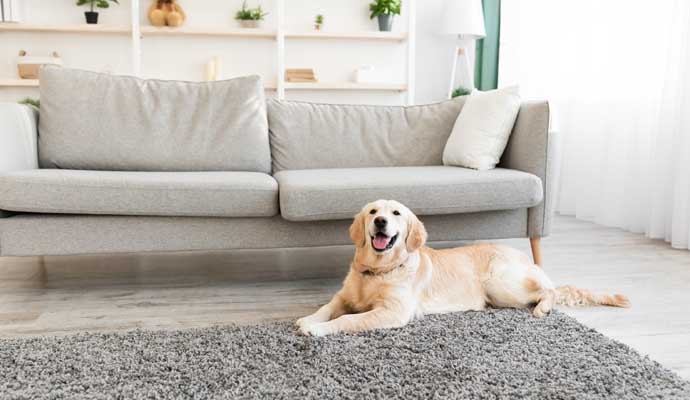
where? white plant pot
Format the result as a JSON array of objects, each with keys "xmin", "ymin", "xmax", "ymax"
[{"xmin": 238, "ymin": 20, "xmax": 261, "ymax": 29}]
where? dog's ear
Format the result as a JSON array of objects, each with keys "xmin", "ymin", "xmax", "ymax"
[
  {"xmin": 349, "ymin": 211, "xmax": 366, "ymax": 248},
  {"xmin": 406, "ymin": 213, "xmax": 428, "ymax": 252}
]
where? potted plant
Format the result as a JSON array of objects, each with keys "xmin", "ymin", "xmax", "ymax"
[
  {"xmin": 314, "ymin": 14, "xmax": 324, "ymax": 31},
  {"xmin": 452, "ymin": 86, "xmax": 471, "ymax": 98},
  {"xmin": 76, "ymin": 0, "xmax": 119, "ymax": 24},
  {"xmin": 235, "ymin": 1, "xmax": 268, "ymax": 29},
  {"xmin": 369, "ymin": 0, "xmax": 401, "ymax": 32}
]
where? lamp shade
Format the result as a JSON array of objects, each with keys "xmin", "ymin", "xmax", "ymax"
[{"xmin": 440, "ymin": 0, "xmax": 486, "ymax": 38}]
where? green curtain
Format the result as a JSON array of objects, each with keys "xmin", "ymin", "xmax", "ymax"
[{"xmin": 474, "ymin": 0, "xmax": 501, "ymax": 90}]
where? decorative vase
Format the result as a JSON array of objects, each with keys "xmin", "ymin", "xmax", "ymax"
[
  {"xmin": 377, "ymin": 14, "xmax": 393, "ymax": 31},
  {"xmin": 84, "ymin": 11, "xmax": 99, "ymax": 24},
  {"xmin": 315, "ymin": 24, "xmax": 322, "ymax": 31},
  {"xmin": 238, "ymin": 20, "xmax": 260, "ymax": 29}
]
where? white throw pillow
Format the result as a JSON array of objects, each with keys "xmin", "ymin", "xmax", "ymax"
[{"xmin": 442, "ymin": 86, "xmax": 521, "ymax": 170}]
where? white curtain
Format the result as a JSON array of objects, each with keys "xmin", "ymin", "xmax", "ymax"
[{"xmin": 500, "ymin": 0, "xmax": 690, "ymax": 249}]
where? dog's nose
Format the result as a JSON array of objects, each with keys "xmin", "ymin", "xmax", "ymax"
[{"xmin": 374, "ymin": 217, "xmax": 387, "ymax": 229}]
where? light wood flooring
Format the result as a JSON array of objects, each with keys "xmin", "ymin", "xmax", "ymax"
[{"xmin": 1, "ymin": 216, "xmax": 689, "ymax": 379}]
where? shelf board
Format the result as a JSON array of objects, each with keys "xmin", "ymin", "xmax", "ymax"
[
  {"xmin": 0, "ymin": 79, "xmax": 39, "ymax": 87},
  {"xmin": 140, "ymin": 26, "xmax": 275, "ymax": 38},
  {"xmin": 285, "ymin": 30, "xmax": 407, "ymax": 42},
  {"xmin": 0, "ymin": 78, "xmax": 403, "ymax": 92},
  {"xmin": 284, "ymin": 82, "xmax": 407, "ymax": 92},
  {"xmin": 0, "ymin": 23, "xmax": 275, "ymax": 38},
  {"xmin": 0, "ymin": 78, "xmax": 278, "ymax": 90},
  {"xmin": 0, "ymin": 24, "xmax": 405, "ymax": 41},
  {"xmin": 0, "ymin": 23, "xmax": 130, "ymax": 34}
]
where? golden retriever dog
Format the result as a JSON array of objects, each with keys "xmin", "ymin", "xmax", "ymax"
[{"xmin": 296, "ymin": 199, "xmax": 630, "ymax": 336}]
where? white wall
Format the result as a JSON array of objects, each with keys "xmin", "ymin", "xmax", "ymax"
[
  {"xmin": 414, "ymin": 0, "xmax": 476, "ymax": 103},
  {"xmin": 1, "ymin": 0, "xmax": 468, "ymax": 105}
]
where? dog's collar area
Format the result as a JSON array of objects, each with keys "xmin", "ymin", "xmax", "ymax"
[{"xmin": 359, "ymin": 263, "xmax": 405, "ymax": 277}]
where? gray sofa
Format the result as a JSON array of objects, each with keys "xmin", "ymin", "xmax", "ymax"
[{"xmin": 0, "ymin": 68, "xmax": 559, "ymax": 258}]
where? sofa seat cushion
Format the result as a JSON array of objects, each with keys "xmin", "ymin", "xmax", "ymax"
[
  {"xmin": 0, "ymin": 170, "xmax": 278, "ymax": 217},
  {"xmin": 274, "ymin": 166, "xmax": 543, "ymax": 221}
]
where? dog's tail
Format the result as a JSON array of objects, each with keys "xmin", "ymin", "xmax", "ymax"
[{"xmin": 553, "ymin": 285, "xmax": 630, "ymax": 308}]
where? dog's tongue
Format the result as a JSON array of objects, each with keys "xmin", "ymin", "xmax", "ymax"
[{"xmin": 373, "ymin": 234, "xmax": 391, "ymax": 250}]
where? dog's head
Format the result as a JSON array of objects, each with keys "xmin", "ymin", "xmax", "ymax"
[{"xmin": 349, "ymin": 200, "xmax": 427, "ymax": 256}]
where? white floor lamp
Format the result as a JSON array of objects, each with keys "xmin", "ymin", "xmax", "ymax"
[{"xmin": 441, "ymin": 0, "xmax": 486, "ymax": 99}]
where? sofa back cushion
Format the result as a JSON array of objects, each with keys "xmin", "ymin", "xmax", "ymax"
[
  {"xmin": 267, "ymin": 98, "xmax": 467, "ymax": 172},
  {"xmin": 38, "ymin": 67, "xmax": 271, "ymax": 173}
]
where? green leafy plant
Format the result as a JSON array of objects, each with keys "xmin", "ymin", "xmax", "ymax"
[
  {"xmin": 452, "ymin": 86, "xmax": 471, "ymax": 98},
  {"xmin": 369, "ymin": 0, "xmax": 401, "ymax": 19},
  {"xmin": 76, "ymin": 0, "xmax": 119, "ymax": 12},
  {"xmin": 315, "ymin": 14, "xmax": 324, "ymax": 25},
  {"xmin": 18, "ymin": 97, "xmax": 40, "ymax": 108},
  {"xmin": 235, "ymin": 1, "xmax": 268, "ymax": 21}
]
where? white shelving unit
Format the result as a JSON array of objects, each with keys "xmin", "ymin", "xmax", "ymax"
[{"xmin": 1, "ymin": 0, "xmax": 417, "ymax": 104}]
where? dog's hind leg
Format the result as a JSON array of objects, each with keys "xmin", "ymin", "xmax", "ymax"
[
  {"xmin": 526, "ymin": 277, "xmax": 555, "ymax": 318},
  {"xmin": 485, "ymin": 259, "xmax": 629, "ymax": 317},
  {"xmin": 483, "ymin": 256, "xmax": 556, "ymax": 317}
]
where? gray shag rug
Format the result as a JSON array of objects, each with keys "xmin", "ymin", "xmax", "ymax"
[{"xmin": 1, "ymin": 310, "xmax": 689, "ymax": 399}]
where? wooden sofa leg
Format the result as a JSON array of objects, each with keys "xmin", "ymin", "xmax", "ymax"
[{"xmin": 530, "ymin": 237, "xmax": 542, "ymax": 266}]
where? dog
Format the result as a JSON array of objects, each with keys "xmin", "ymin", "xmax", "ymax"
[{"xmin": 296, "ymin": 200, "xmax": 630, "ymax": 336}]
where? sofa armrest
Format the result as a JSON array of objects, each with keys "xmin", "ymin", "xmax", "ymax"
[
  {"xmin": 0, "ymin": 103, "xmax": 39, "ymax": 217},
  {"xmin": 500, "ymin": 101, "xmax": 561, "ymax": 238}
]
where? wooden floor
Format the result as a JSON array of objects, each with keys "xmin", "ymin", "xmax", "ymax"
[{"xmin": 1, "ymin": 216, "xmax": 689, "ymax": 379}]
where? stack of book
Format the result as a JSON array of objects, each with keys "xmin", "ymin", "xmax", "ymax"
[
  {"xmin": 286, "ymin": 69, "xmax": 317, "ymax": 83},
  {"xmin": 1, "ymin": 0, "xmax": 23, "ymax": 23}
]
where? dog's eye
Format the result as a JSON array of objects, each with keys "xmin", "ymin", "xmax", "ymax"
[
  {"xmin": 393, "ymin": 210, "xmax": 400, "ymax": 216},
  {"xmin": 369, "ymin": 209, "xmax": 377, "ymax": 215}
]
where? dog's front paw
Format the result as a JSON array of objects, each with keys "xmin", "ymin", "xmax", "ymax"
[
  {"xmin": 298, "ymin": 322, "xmax": 328, "ymax": 337},
  {"xmin": 295, "ymin": 316, "xmax": 314, "ymax": 329}
]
